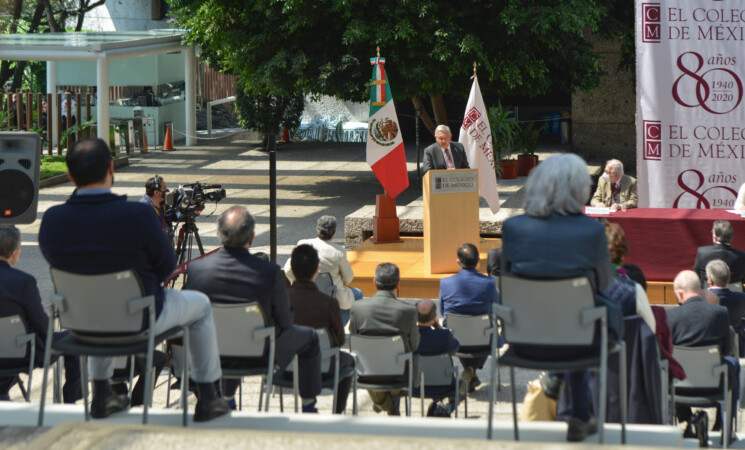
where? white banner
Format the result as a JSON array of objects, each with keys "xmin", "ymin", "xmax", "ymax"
[{"xmin": 637, "ymin": 0, "xmax": 745, "ymax": 208}]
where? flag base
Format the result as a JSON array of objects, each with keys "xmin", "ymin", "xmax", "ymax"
[{"xmin": 372, "ymin": 194, "xmax": 402, "ymax": 244}]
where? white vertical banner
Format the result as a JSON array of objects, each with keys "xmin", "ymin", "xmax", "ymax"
[{"xmin": 637, "ymin": 0, "xmax": 745, "ymax": 208}]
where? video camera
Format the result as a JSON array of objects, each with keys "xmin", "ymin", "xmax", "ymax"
[{"xmin": 166, "ymin": 181, "xmax": 226, "ymax": 220}]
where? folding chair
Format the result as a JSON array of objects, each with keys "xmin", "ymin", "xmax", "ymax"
[
  {"xmin": 0, "ymin": 315, "xmax": 35, "ymax": 401},
  {"xmin": 38, "ymin": 268, "xmax": 189, "ymax": 426},
  {"xmin": 494, "ymin": 273, "xmax": 627, "ymax": 443},
  {"xmin": 415, "ymin": 353, "xmax": 467, "ymax": 418},
  {"xmin": 673, "ymin": 345, "xmax": 733, "ymax": 448},
  {"xmin": 350, "ymin": 335, "xmax": 413, "ymax": 416},
  {"xmin": 211, "ymin": 302, "xmax": 277, "ymax": 411},
  {"xmin": 446, "ymin": 313, "xmax": 499, "ymax": 394}
]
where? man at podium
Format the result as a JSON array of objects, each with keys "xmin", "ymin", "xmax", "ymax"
[{"xmin": 422, "ymin": 125, "xmax": 469, "ymax": 173}]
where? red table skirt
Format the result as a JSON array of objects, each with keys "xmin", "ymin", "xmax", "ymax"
[{"xmin": 585, "ymin": 208, "xmax": 745, "ymax": 281}]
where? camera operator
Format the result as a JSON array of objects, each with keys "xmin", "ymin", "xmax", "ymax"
[{"xmin": 139, "ymin": 175, "xmax": 177, "ymax": 240}]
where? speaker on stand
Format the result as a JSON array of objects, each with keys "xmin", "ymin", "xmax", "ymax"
[{"xmin": 0, "ymin": 132, "xmax": 41, "ymax": 225}]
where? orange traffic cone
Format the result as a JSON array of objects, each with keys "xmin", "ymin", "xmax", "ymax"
[
  {"xmin": 163, "ymin": 124, "xmax": 174, "ymax": 151},
  {"xmin": 281, "ymin": 126, "xmax": 291, "ymax": 143}
]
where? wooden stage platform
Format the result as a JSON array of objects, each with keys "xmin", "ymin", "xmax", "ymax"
[{"xmin": 347, "ymin": 237, "xmax": 675, "ymax": 304}]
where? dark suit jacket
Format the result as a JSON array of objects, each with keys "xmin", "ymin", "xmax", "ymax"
[
  {"xmin": 710, "ymin": 286, "xmax": 745, "ymax": 356},
  {"xmin": 694, "ymin": 243, "xmax": 745, "ymax": 285},
  {"xmin": 667, "ymin": 296, "xmax": 732, "ymax": 356},
  {"xmin": 185, "ymin": 247, "xmax": 304, "ymax": 368},
  {"xmin": 422, "ymin": 142, "xmax": 469, "ymax": 174},
  {"xmin": 0, "ymin": 261, "xmax": 49, "ymax": 365},
  {"xmin": 416, "ymin": 326, "xmax": 459, "ymax": 356},
  {"xmin": 486, "ymin": 248, "xmax": 502, "ymax": 277},
  {"xmin": 38, "ymin": 191, "xmax": 175, "ymax": 318},
  {"xmin": 288, "ymin": 280, "xmax": 345, "ymax": 348},
  {"xmin": 349, "ymin": 290, "xmax": 420, "ymax": 352}
]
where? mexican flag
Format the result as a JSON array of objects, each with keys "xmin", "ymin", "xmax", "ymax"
[{"xmin": 366, "ymin": 54, "xmax": 409, "ymax": 199}]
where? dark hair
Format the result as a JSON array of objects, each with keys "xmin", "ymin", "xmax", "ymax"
[
  {"xmin": 622, "ymin": 263, "xmax": 647, "ymax": 291},
  {"xmin": 317, "ymin": 215, "xmax": 337, "ymax": 241},
  {"xmin": 713, "ymin": 220, "xmax": 734, "ymax": 244},
  {"xmin": 66, "ymin": 138, "xmax": 112, "ymax": 187},
  {"xmin": 0, "ymin": 225, "xmax": 21, "ymax": 259},
  {"xmin": 604, "ymin": 222, "xmax": 629, "ymax": 265},
  {"xmin": 457, "ymin": 243, "xmax": 479, "ymax": 269},
  {"xmin": 374, "ymin": 263, "xmax": 400, "ymax": 291},
  {"xmin": 253, "ymin": 251, "xmax": 269, "ymax": 261},
  {"xmin": 145, "ymin": 175, "xmax": 164, "ymax": 196},
  {"xmin": 290, "ymin": 244, "xmax": 320, "ymax": 281},
  {"xmin": 217, "ymin": 206, "xmax": 255, "ymax": 248}
]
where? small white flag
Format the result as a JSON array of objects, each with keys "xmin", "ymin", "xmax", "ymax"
[{"xmin": 459, "ymin": 77, "xmax": 499, "ymax": 214}]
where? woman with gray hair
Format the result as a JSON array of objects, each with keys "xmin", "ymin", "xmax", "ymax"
[
  {"xmin": 284, "ymin": 215, "xmax": 363, "ymax": 324},
  {"xmin": 501, "ymin": 153, "xmax": 618, "ymax": 442}
]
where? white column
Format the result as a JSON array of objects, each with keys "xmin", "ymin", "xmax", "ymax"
[
  {"xmin": 46, "ymin": 61, "xmax": 57, "ymax": 149},
  {"xmin": 96, "ymin": 56, "xmax": 110, "ymax": 143},
  {"xmin": 184, "ymin": 46, "xmax": 196, "ymax": 146}
]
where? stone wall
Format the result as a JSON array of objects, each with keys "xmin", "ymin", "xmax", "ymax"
[{"xmin": 572, "ymin": 39, "xmax": 636, "ymax": 174}]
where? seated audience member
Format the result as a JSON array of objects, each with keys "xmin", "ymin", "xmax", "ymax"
[
  {"xmin": 439, "ymin": 243, "xmax": 499, "ymax": 393},
  {"xmin": 705, "ymin": 260, "xmax": 745, "ymax": 357},
  {"xmin": 0, "ymin": 225, "xmax": 81, "ymax": 404},
  {"xmin": 604, "ymin": 223, "xmax": 655, "ymax": 332},
  {"xmin": 185, "ymin": 206, "xmax": 322, "ymax": 412},
  {"xmin": 590, "ymin": 159, "xmax": 638, "ymax": 210},
  {"xmin": 350, "ymin": 263, "xmax": 420, "ymax": 416},
  {"xmin": 667, "ymin": 270, "xmax": 739, "ymax": 442},
  {"xmin": 415, "ymin": 298, "xmax": 460, "ymax": 417},
  {"xmin": 501, "ymin": 153, "xmax": 620, "ymax": 442},
  {"xmin": 693, "ymin": 220, "xmax": 745, "ymax": 287},
  {"xmin": 284, "ymin": 216, "xmax": 363, "ymax": 325},
  {"xmin": 623, "ymin": 264, "xmax": 685, "ymax": 381},
  {"xmin": 37, "ymin": 138, "xmax": 228, "ymax": 421},
  {"xmin": 287, "ymin": 244, "xmax": 354, "ymax": 414}
]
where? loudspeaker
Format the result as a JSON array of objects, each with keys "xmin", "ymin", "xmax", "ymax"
[{"xmin": 0, "ymin": 132, "xmax": 41, "ymax": 225}]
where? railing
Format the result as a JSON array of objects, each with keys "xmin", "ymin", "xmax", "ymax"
[{"xmin": 206, "ymin": 96, "xmax": 236, "ymax": 138}]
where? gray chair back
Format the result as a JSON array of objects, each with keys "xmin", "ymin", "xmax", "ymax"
[
  {"xmin": 316, "ymin": 328, "xmax": 334, "ymax": 373},
  {"xmin": 0, "ymin": 315, "xmax": 32, "ymax": 359},
  {"xmin": 446, "ymin": 314, "xmax": 493, "ymax": 347},
  {"xmin": 727, "ymin": 282, "xmax": 743, "ymax": 292},
  {"xmin": 498, "ymin": 274, "xmax": 596, "ymax": 346},
  {"xmin": 212, "ymin": 302, "xmax": 270, "ymax": 357},
  {"xmin": 418, "ymin": 353, "xmax": 455, "ymax": 387},
  {"xmin": 350, "ymin": 335, "xmax": 409, "ymax": 377},
  {"xmin": 315, "ymin": 272, "xmax": 336, "ymax": 298},
  {"xmin": 673, "ymin": 345, "xmax": 724, "ymax": 389},
  {"xmin": 50, "ymin": 268, "xmax": 148, "ymax": 334}
]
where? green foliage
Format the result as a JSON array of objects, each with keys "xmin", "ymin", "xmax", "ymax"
[
  {"xmin": 488, "ymin": 102, "xmax": 519, "ymax": 161},
  {"xmin": 59, "ymin": 118, "xmax": 96, "ymax": 151},
  {"xmin": 516, "ymin": 122, "xmax": 541, "ymax": 156},
  {"xmin": 169, "ymin": 0, "xmax": 611, "ymax": 105},
  {"xmin": 40, "ymin": 155, "xmax": 67, "ymax": 180},
  {"xmin": 235, "ymin": 82, "xmax": 305, "ymax": 137}
]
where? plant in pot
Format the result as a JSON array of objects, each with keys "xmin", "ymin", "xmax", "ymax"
[
  {"xmin": 516, "ymin": 122, "xmax": 541, "ymax": 176},
  {"xmin": 488, "ymin": 102, "xmax": 519, "ymax": 179}
]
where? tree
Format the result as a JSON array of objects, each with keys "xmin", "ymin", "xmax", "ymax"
[{"xmin": 170, "ymin": 0, "xmax": 624, "ymax": 135}]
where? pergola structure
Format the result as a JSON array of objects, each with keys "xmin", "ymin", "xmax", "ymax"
[{"xmin": 0, "ymin": 30, "xmax": 197, "ymax": 147}]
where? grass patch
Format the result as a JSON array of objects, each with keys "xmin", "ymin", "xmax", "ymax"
[{"xmin": 40, "ymin": 155, "xmax": 67, "ymax": 180}]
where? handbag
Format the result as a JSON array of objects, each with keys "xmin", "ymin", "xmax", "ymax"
[{"xmin": 518, "ymin": 378, "xmax": 557, "ymax": 421}]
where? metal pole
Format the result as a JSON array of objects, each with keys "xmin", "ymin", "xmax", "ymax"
[
  {"xmin": 415, "ymin": 107, "xmax": 421, "ymax": 187},
  {"xmin": 269, "ymin": 134, "xmax": 277, "ymax": 263}
]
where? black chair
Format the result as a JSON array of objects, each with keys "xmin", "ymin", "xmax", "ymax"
[{"xmin": 38, "ymin": 268, "xmax": 189, "ymax": 426}]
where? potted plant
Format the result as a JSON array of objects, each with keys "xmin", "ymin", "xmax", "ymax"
[
  {"xmin": 488, "ymin": 102, "xmax": 519, "ymax": 179},
  {"xmin": 516, "ymin": 122, "xmax": 540, "ymax": 176}
]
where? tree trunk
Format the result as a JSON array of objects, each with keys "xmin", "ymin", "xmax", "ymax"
[
  {"xmin": 0, "ymin": 0, "xmax": 24, "ymax": 88},
  {"xmin": 411, "ymin": 97, "xmax": 435, "ymax": 136},
  {"xmin": 43, "ymin": 0, "xmax": 61, "ymax": 32},
  {"xmin": 430, "ymin": 93, "xmax": 448, "ymax": 127}
]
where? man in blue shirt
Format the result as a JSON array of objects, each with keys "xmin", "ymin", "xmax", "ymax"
[{"xmin": 439, "ymin": 243, "xmax": 499, "ymax": 392}]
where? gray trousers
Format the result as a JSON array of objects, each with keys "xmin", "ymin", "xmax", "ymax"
[{"xmin": 89, "ymin": 289, "xmax": 222, "ymax": 383}]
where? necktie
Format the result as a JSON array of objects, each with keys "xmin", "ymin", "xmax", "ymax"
[{"xmin": 443, "ymin": 147, "xmax": 455, "ymax": 170}]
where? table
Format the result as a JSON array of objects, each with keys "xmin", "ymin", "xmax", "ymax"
[{"xmin": 585, "ymin": 207, "xmax": 745, "ymax": 281}]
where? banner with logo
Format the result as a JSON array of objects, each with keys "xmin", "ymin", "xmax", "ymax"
[
  {"xmin": 637, "ymin": 0, "xmax": 745, "ymax": 208},
  {"xmin": 459, "ymin": 76, "xmax": 499, "ymax": 214},
  {"xmin": 366, "ymin": 53, "xmax": 409, "ymax": 199}
]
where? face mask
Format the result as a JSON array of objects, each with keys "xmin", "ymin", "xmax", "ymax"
[{"xmin": 601, "ymin": 173, "xmax": 610, "ymax": 182}]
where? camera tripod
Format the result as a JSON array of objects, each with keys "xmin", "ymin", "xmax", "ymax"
[{"xmin": 169, "ymin": 217, "xmax": 205, "ymax": 288}]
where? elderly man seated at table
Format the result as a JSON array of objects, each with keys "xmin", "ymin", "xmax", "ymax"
[{"xmin": 590, "ymin": 159, "xmax": 638, "ymax": 211}]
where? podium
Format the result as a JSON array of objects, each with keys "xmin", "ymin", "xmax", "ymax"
[{"xmin": 423, "ymin": 169, "xmax": 480, "ymax": 274}]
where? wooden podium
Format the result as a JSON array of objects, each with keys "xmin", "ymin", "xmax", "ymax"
[{"xmin": 423, "ymin": 169, "xmax": 480, "ymax": 274}]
